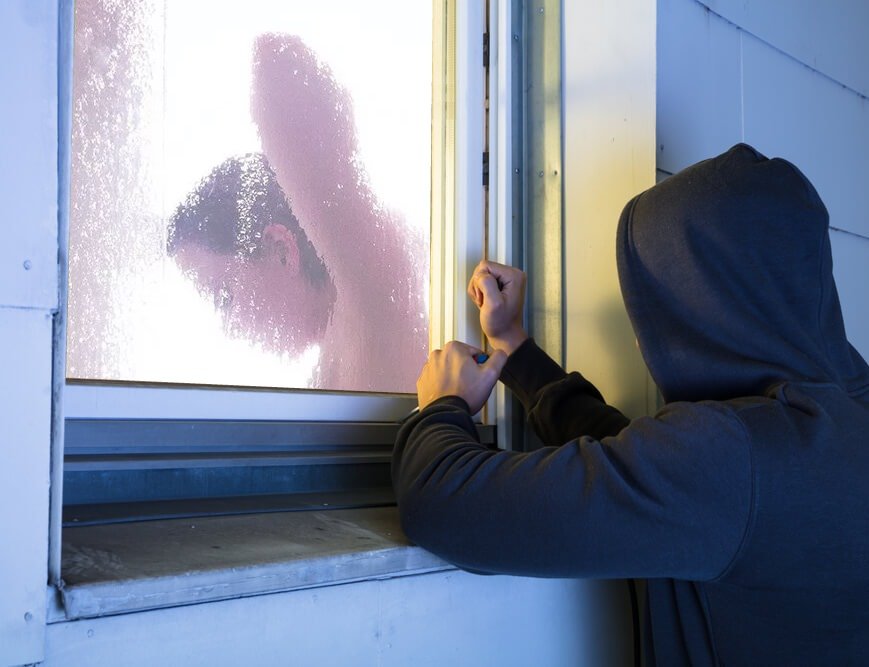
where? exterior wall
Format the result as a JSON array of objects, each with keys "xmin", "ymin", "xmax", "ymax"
[
  {"xmin": 12, "ymin": 1, "xmax": 866, "ymax": 665},
  {"xmin": 563, "ymin": 0, "xmax": 658, "ymax": 419},
  {"xmin": 658, "ymin": 0, "xmax": 869, "ymax": 357},
  {"xmin": 0, "ymin": 1, "xmax": 58, "ymax": 664},
  {"xmin": 44, "ymin": 573, "xmax": 630, "ymax": 667}
]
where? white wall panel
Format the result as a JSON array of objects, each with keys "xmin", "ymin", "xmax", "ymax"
[
  {"xmin": 0, "ymin": 309, "xmax": 53, "ymax": 666},
  {"xmin": 700, "ymin": 0, "xmax": 869, "ymax": 98},
  {"xmin": 0, "ymin": 2, "xmax": 58, "ymax": 665},
  {"xmin": 830, "ymin": 230, "xmax": 869, "ymax": 359},
  {"xmin": 657, "ymin": 0, "xmax": 742, "ymax": 174},
  {"xmin": 0, "ymin": 0, "xmax": 58, "ymax": 310},
  {"xmin": 45, "ymin": 573, "xmax": 632, "ymax": 667},
  {"xmin": 742, "ymin": 33, "xmax": 869, "ymax": 239},
  {"xmin": 563, "ymin": 0, "xmax": 658, "ymax": 419}
]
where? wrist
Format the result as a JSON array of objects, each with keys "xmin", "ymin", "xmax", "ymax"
[
  {"xmin": 426, "ymin": 395, "xmax": 472, "ymax": 413},
  {"xmin": 487, "ymin": 328, "xmax": 529, "ymax": 356}
]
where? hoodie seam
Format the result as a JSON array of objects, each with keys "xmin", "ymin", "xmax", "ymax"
[
  {"xmin": 815, "ymin": 220, "xmax": 833, "ymax": 373},
  {"xmin": 712, "ymin": 409, "xmax": 757, "ymax": 582}
]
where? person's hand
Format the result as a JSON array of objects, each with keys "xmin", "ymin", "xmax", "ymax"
[
  {"xmin": 416, "ymin": 341, "xmax": 508, "ymax": 414},
  {"xmin": 467, "ymin": 260, "xmax": 529, "ymax": 355}
]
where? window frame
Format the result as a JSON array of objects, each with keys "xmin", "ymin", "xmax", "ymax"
[
  {"xmin": 51, "ymin": 0, "xmax": 512, "ymax": 581},
  {"xmin": 61, "ymin": 0, "xmax": 491, "ymax": 423}
]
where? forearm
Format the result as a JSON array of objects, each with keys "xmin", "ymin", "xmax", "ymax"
[
  {"xmin": 392, "ymin": 397, "xmax": 753, "ymax": 581},
  {"xmin": 391, "ymin": 396, "xmax": 495, "ymax": 571},
  {"xmin": 501, "ymin": 338, "xmax": 630, "ymax": 442},
  {"xmin": 391, "ymin": 395, "xmax": 620, "ymax": 578},
  {"xmin": 392, "ymin": 396, "xmax": 573, "ymax": 576}
]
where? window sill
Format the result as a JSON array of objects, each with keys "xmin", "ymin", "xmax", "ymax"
[{"xmin": 56, "ymin": 506, "xmax": 452, "ymax": 620}]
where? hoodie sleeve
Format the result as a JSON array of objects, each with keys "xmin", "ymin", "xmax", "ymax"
[
  {"xmin": 500, "ymin": 338, "xmax": 631, "ymax": 442},
  {"xmin": 392, "ymin": 397, "xmax": 753, "ymax": 581}
]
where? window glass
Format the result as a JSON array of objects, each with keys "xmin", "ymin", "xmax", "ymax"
[{"xmin": 68, "ymin": 0, "xmax": 431, "ymax": 393}]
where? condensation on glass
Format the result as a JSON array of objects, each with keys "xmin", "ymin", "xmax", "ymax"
[{"xmin": 67, "ymin": 0, "xmax": 431, "ymax": 393}]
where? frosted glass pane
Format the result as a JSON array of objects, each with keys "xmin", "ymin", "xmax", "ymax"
[{"xmin": 67, "ymin": 0, "xmax": 431, "ymax": 393}]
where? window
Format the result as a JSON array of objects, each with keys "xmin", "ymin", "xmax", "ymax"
[
  {"xmin": 59, "ymin": 0, "xmax": 499, "ymax": 521},
  {"xmin": 68, "ymin": 0, "xmax": 432, "ymax": 394}
]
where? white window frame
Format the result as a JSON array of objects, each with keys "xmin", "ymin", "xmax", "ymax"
[{"xmin": 62, "ymin": 0, "xmax": 495, "ymax": 423}]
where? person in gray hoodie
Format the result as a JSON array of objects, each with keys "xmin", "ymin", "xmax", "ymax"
[{"xmin": 392, "ymin": 144, "xmax": 869, "ymax": 666}]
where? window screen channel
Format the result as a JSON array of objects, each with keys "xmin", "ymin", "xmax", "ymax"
[
  {"xmin": 67, "ymin": 0, "xmax": 432, "ymax": 394},
  {"xmin": 62, "ymin": 419, "xmax": 398, "ymax": 524},
  {"xmin": 63, "ymin": 419, "xmax": 496, "ymax": 525}
]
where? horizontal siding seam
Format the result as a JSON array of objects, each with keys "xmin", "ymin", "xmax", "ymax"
[{"xmin": 691, "ymin": 0, "xmax": 869, "ymax": 102}]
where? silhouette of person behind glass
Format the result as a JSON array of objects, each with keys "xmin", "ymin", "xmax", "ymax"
[{"xmin": 168, "ymin": 34, "xmax": 428, "ymax": 392}]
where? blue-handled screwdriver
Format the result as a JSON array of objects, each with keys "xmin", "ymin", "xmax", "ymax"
[{"xmin": 399, "ymin": 352, "xmax": 489, "ymax": 423}]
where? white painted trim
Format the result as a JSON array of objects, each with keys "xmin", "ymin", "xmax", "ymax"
[
  {"xmin": 64, "ymin": 383, "xmax": 416, "ymax": 421},
  {"xmin": 427, "ymin": 0, "xmax": 452, "ymax": 355},
  {"xmin": 490, "ymin": 0, "xmax": 514, "ymax": 270},
  {"xmin": 0, "ymin": 309, "xmax": 52, "ymax": 665},
  {"xmin": 452, "ymin": 0, "xmax": 487, "ymax": 350},
  {"xmin": 562, "ymin": 0, "xmax": 657, "ymax": 419},
  {"xmin": 487, "ymin": 0, "xmax": 515, "ymax": 448},
  {"xmin": 429, "ymin": 0, "xmax": 487, "ymax": 356},
  {"xmin": 50, "ymin": 0, "xmax": 75, "ymax": 590}
]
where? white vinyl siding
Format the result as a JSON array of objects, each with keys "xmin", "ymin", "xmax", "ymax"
[{"xmin": 657, "ymin": 0, "xmax": 869, "ymax": 357}]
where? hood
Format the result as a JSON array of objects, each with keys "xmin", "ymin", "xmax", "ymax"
[{"xmin": 616, "ymin": 143, "xmax": 869, "ymax": 403}]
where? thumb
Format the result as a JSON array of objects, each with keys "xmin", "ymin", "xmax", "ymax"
[
  {"xmin": 476, "ymin": 273, "xmax": 503, "ymax": 307},
  {"xmin": 482, "ymin": 349, "xmax": 508, "ymax": 377}
]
